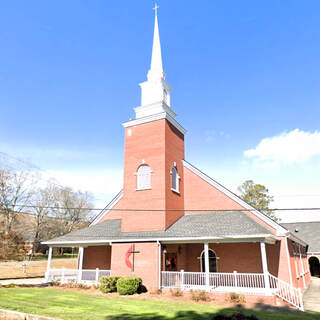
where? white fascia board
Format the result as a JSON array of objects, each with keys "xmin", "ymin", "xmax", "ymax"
[
  {"xmin": 123, "ymin": 112, "xmax": 187, "ymax": 135},
  {"xmin": 90, "ymin": 190, "xmax": 123, "ymax": 226},
  {"xmin": 43, "ymin": 234, "xmax": 276, "ymax": 246},
  {"xmin": 182, "ymin": 160, "xmax": 288, "ymax": 236}
]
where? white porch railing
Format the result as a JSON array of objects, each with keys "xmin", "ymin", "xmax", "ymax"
[
  {"xmin": 161, "ymin": 271, "xmax": 304, "ymax": 311},
  {"xmin": 46, "ymin": 268, "xmax": 110, "ymax": 284},
  {"xmin": 161, "ymin": 271, "xmax": 266, "ymax": 294},
  {"xmin": 269, "ymin": 273, "xmax": 303, "ymax": 311}
]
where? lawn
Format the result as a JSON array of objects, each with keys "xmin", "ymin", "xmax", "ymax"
[{"xmin": 0, "ymin": 288, "xmax": 318, "ymax": 320}]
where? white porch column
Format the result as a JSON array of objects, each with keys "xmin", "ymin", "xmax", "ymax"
[
  {"xmin": 45, "ymin": 247, "xmax": 53, "ymax": 282},
  {"xmin": 204, "ymin": 242, "xmax": 210, "ymax": 289},
  {"xmin": 77, "ymin": 246, "xmax": 84, "ymax": 283},
  {"xmin": 157, "ymin": 241, "xmax": 161, "ymax": 289},
  {"xmin": 260, "ymin": 242, "xmax": 270, "ymax": 293},
  {"xmin": 298, "ymin": 245, "xmax": 306, "ymax": 288}
]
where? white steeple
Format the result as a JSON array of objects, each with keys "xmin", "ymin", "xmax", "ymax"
[
  {"xmin": 148, "ymin": 4, "xmax": 164, "ymax": 80},
  {"xmin": 134, "ymin": 4, "xmax": 175, "ymax": 120}
]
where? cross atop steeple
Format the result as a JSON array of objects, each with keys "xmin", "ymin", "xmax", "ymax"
[{"xmin": 153, "ymin": 3, "xmax": 159, "ymax": 13}]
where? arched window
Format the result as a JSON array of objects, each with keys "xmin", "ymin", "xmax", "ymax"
[
  {"xmin": 171, "ymin": 166, "xmax": 180, "ymax": 193},
  {"xmin": 136, "ymin": 165, "xmax": 151, "ymax": 190},
  {"xmin": 200, "ymin": 249, "xmax": 217, "ymax": 273}
]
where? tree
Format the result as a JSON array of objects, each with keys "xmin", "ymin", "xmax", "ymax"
[
  {"xmin": 30, "ymin": 181, "xmax": 58, "ymax": 252},
  {"xmin": 0, "ymin": 169, "xmax": 37, "ymax": 235},
  {"xmin": 237, "ymin": 180, "xmax": 278, "ymax": 221},
  {"xmin": 0, "ymin": 221, "xmax": 27, "ymax": 260},
  {"xmin": 52, "ymin": 187, "xmax": 93, "ymax": 236}
]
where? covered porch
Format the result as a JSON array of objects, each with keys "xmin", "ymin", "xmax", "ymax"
[
  {"xmin": 159, "ymin": 240, "xmax": 274, "ymax": 294},
  {"xmin": 45, "ymin": 244, "xmax": 111, "ymax": 285},
  {"xmin": 158, "ymin": 240, "xmax": 303, "ymax": 310}
]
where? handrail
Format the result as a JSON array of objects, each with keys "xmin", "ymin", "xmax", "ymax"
[{"xmin": 268, "ymin": 273, "xmax": 304, "ymax": 311}]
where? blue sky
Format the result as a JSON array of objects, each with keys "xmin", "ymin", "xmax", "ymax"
[{"xmin": 0, "ymin": 1, "xmax": 319, "ymax": 221}]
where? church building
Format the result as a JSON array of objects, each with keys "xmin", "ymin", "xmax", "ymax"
[{"xmin": 44, "ymin": 8, "xmax": 310, "ymax": 310}]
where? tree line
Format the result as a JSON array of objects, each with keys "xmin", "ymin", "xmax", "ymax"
[{"xmin": 0, "ymin": 168, "xmax": 94, "ymax": 259}]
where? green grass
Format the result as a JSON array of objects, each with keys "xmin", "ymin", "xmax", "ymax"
[{"xmin": 0, "ymin": 288, "xmax": 318, "ymax": 320}]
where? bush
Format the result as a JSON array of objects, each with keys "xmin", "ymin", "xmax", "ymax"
[
  {"xmin": 190, "ymin": 290, "xmax": 210, "ymax": 302},
  {"xmin": 170, "ymin": 288, "xmax": 183, "ymax": 297},
  {"xmin": 99, "ymin": 276, "xmax": 121, "ymax": 293},
  {"xmin": 212, "ymin": 312, "xmax": 258, "ymax": 320},
  {"xmin": 116, "ymin": 277, "xmax": 142, "ymax": 295},
  {"xmin": 226, "ymin": 292, "xmax": 246, "ymax": 304}
]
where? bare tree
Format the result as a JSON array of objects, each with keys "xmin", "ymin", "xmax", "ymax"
[
  {"xmin": 30, "ymin": 181, "xmax": 59, "ymax": 252},
  {"xmin": 52, "ymin": 187, "xmax": 93, "ymax": 236},
  {"xmin": 0, "ymin": 169, "xmax": 37, "ymax": 235}
]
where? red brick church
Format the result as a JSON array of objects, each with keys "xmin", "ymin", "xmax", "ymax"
[{"xmin": 44, "ymin": 8, "xmax": 310, "ymax": 310}]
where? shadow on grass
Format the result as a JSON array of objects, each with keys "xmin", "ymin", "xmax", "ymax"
[
  {"xmin": 105, "ymin": 310, "xmax": 215, "ymax": 320},
  {"xmin": 104, "ymin": 307, "xmax": 319, "ymax": 320}
]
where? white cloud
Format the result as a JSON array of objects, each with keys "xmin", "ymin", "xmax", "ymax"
[{"xmin": 244, "ymin": 129, "xmax": 320, "ymax": 167}]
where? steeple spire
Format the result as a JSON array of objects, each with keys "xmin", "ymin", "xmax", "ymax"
[
  {"xmin": 148, "ymin": 4, "xmax": 164, "ymax": 80},
  {"xmin": 132, "ymin": 4, "xmax": 176, "ymax": 121}
]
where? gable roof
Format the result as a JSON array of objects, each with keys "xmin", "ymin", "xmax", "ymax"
[
  {"xmin": 182, "ymin": 160, "xmax": 288, "ymax": 236},
  {"xmin": 44, "ymin": 210, "xmax": 274, "ymax": 245},
  {"xmin": 282, "ymin": 222, "xmax": 320, "ymax": 253}
]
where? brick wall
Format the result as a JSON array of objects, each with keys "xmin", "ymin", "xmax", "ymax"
[
  {"xmin": 83, "ymin": 246, "xmax": 111, "ymax": 270},
  {"xmin": 183, "ymin": 166, "xmax": 277, "ymax": 234},
  {"xmin": 110, "ymin": 242, "xmax": 159, "ymax": 289}
]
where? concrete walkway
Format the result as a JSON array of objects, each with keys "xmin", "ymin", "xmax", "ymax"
[
  {"xmin": 0, "ymin": 277, "xmax": 46, "ymax": 285},
  {"xmin": 303, "ymin": 277, "xmax": 320, "ymax": 312}
]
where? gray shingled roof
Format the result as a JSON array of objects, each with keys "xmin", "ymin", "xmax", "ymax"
[
  {"xmin": 282, "ymin": 222, "xmax": 320, "ymax": 253},
  {"xmin": 45, "ymin": 211, "xmax": 272, "ymax": 244}
]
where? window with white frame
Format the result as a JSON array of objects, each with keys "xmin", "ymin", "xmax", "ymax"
[
  {"xmin": 171, "ymin": 166, "xmax": 180, "ymax": 193},
  {"xmin": 136, "ymin": 165, "xmax": 151, "ymax": 190}
]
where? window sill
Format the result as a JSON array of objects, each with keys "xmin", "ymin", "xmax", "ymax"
[
  {"xmin": 136, "ymin": 188, "xmax": 152, "ymax": 191},
  {"xmin": 171, "ymin": 188, "xmax": 180, "ymax": 195}
]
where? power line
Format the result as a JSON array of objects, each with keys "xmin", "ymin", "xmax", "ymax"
[{"xmin": 7, "ymin": 204, "xmax": 320, "ymax": 212}]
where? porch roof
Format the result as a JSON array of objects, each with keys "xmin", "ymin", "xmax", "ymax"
[{"xmin": 44, "ymin": 211, "xmax": 274, "ymax": 246}]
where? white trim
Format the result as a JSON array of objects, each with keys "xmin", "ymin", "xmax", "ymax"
[
  {"xmin": 298, "ymin": 245, "xmax": 306, "ymax": 288},
  {"xmin": 182, "ymin": 160, "xmax": 287, "ymax": 236},
  {"xmin": 45, "ymin": 247, "xmax": 53, "ymax": 282},
  {"xmin": 204, "ymin": 243, "xmax": 210, "ymax": 288},
  {"xmin": 157, "ymin": 241, "xmax": 161, "ymax": 289},
  {"xmin": 285, "ymin": 236, "xmax": 293, "ymax": 286},
  {"xmin": 260, "ymin": 242, "xmax": 270, "ymax": 291},
  {"xmin": 200, "ymin": 248, "xmax": 218, "ymax": 272},
  {"xmin": 122, "ymin": 112, "xmax": 187, "ymax": 135},
  {"xmin": 90, "ymin": 190, "xmax": 123, "ymax": 226},
  {"xmin": 43, "ymin": 234, "xmax": 276, "ymax": 246},
  {"xmin": 77, "ymin": 247, "xmax": 84, "ymax": 282}
]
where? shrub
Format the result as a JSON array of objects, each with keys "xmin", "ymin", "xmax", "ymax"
[
  {"xmin": 190, "ymin": 290, "xmax": 210, "ymax": 302},
  {"xmin": 99, "ymin": 276, "xmax": 121, "ymax": 293},
  {"xmin": 170, "ymin": 288, "xmax": 183, "ymax": 297},
  {"xmin": 150, "ymin": 288, "xmax": 162, "ymax": 295},
  {"xmin": 212, "ymin": 312, "xmax": 258, "ymax": 320},
  {"xmin": 116, "ymin": 277, "xmax": 142, "ymax": 295},
  {"xmin": 226, "ymin": 292, "xmax": 246, "ymax": 304}
]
